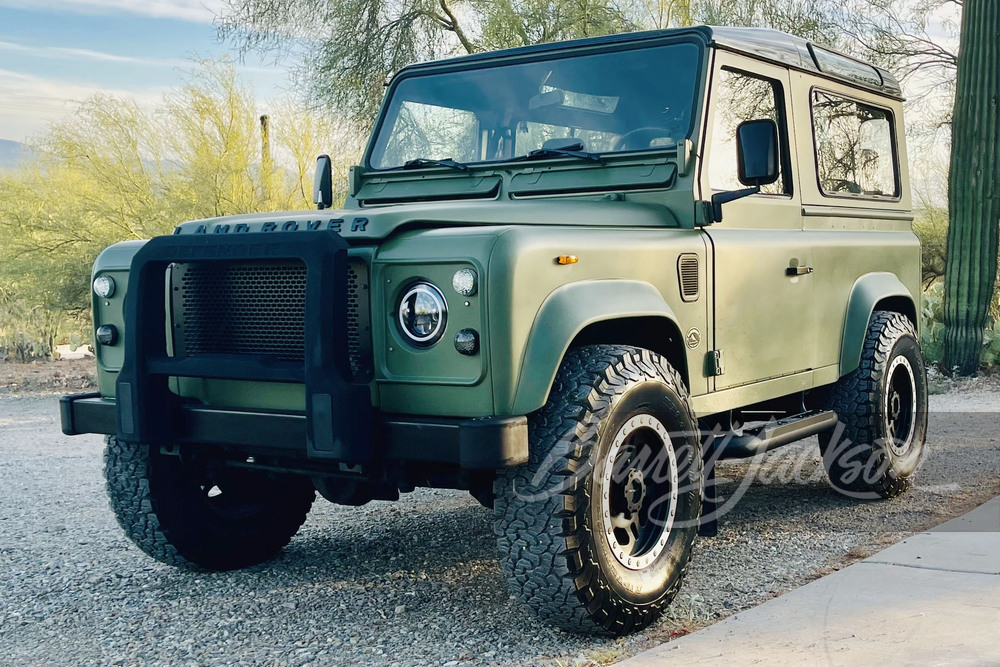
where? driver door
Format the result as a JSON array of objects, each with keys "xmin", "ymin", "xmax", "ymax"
[{"xmin": 701, "ymin": 54, "xmax": 816, "ymax": 391}]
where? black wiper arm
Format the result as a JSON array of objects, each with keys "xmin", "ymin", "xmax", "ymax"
[
  {"xmin": 511, "ymin": 141, "xmax": 603, "ymax": 164},
  {"xmin": 399, "ymin": 157, "xmax": 469, "ymax": 172}
]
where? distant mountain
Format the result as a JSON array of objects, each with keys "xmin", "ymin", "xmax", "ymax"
[{"xmin": 0, "ymin": 139, "xmax": 32, "ymax": 170}]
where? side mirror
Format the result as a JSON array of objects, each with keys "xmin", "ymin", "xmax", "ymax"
[
  {"xmin": 709, "ymin": 119, "xmax": 780, "ymax": 223},
  {"xmin": 314, "ymin": 154, "xmax": 333, "ymax": 210},
  {"xmin": 736, "ymin": 119, "xmax": 779, "ymax": 187}
]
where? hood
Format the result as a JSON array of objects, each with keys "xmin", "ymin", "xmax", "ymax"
[{"xmin": 172, "ymin": 198, "xmax": 682, "ymax": 243}]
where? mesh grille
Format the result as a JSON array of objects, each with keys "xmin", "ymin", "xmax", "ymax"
[
  {"xmin": 345, "ymin": 261, "xmax": 367, "ymax": 378},
  {"xmin": 677, "ymin": 254, "xmax": 700, "ymax": 302},
  {"xmin": 173, "ymin": 259, "xmax": 371, "ymax": 376},
  {"xmin": 177, "ymin": 260, "xmax": 307, "ymax": 361}
]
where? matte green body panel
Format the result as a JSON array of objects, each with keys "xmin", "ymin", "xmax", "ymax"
[{"xmin": 485, "ymin": 226, "xmax": 710, "ymax": 416}]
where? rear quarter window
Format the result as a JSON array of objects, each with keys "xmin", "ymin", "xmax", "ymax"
[{"xmin": 811, "ymin": 90, "xmax": 899, "ymax": 199}]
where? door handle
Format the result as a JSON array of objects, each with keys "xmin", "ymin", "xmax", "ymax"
[{"xmin": 786, "ymin": 266, "xmax": 814, "ymax": 276}]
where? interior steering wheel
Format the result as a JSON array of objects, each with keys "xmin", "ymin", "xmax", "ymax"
[{"xmin": 612, "ymin": 126, "xmax": 673, "ymax": 151}]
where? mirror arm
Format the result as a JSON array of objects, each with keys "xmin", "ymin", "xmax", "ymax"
[{"xmin": 710, "ymin": 185, "xmax": 760, "ymax": 223}]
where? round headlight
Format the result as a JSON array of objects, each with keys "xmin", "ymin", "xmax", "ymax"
[
  {"xmin": 452, "ymin": 268, "xmax": 478, "ymax": 296},
  {"xmin": 93, "ymin": 275, "xmax": 116, "ymax": 298},
  {"xmin": 398, "ymin": 282, "xmax": 447, "ymax": 346}
]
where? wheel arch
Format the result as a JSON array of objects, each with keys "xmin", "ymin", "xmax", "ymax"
[
  {"xmin": 508, "ymin": 280, "xmax": 687, "ymax": 415},
  {"xmin": 840, "ymin": 272, "xmax": 918, "ymax": 377}
]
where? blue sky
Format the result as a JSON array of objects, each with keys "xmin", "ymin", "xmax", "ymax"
[{"xmin": 0, "ymin": 0, "xmax": 292, "ymax": 142}]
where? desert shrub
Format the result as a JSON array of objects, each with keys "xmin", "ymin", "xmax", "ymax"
[{"xmin": 913, "ymin": 205, "xmax": 948, "ymax": 288}]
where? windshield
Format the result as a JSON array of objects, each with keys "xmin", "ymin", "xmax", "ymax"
[{"xmin": 368, "ymin": 42, "xmax": 702, "ymax": 169}]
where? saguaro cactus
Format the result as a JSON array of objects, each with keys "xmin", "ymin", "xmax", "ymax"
[{"xmin": 943, "ymin": 0, "xmax": 1000, "ymax": 375}]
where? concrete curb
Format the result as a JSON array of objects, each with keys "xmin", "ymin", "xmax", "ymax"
[{"xmin": 621, "ymin": 497, "xmax": 1000, "ymax": 665}]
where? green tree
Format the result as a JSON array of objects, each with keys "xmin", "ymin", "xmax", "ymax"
[
  {"xmin": 942, "ymin": 0, "xmax": 1000, "ymax": 375},
  {"xmin": 0, "ymin": 61, "xmax": 356, "ymax": 359},
  {"xmin": 219, "ymin": 0, "xmax": 639, "ymax": 127}
]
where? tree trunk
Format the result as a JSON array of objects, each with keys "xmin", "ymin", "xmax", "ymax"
[{"xmin": 943, "ymin": 0, "xmax": 1000, "ymax": 375}]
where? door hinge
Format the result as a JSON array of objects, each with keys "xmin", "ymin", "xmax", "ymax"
[{"xmin": 706, "ymin": 350, "xmax": 725, "ymax": 376}]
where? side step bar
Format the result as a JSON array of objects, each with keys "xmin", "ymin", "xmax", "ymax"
[
  {"xmin": 714, "ymin": 410, "xmax": 840, "ymax": 460},
  {"xmin": 699, "ymin": 409, "xmax": 838, "ymax": 538}
]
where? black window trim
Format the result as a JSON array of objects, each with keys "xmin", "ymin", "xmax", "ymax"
[{"xmin": 808, "ymin": 86, "xmax": 902, "ymax": 203}]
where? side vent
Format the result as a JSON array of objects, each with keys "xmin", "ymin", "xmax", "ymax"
[{"xmin": 677, "ymin": 254, "xmax": 700, "ymax": 302}]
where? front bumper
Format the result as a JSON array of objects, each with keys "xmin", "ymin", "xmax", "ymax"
[{"xmin": 60, "ymin": 392, "xmax": 529, "ymax": 470}]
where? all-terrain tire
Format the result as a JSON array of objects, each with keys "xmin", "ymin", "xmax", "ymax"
[
  {"xmin": 819, "ymin": 311, "xmax": 928, "ymax": 499},
  {"xmin": 104, "ymin": 436, "xmax": 315, "ymax": 570},
  {"xmin": 494, "ymin": 346, "xmax": 702, "ymax": 636}
]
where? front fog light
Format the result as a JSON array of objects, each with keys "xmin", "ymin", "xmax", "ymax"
[
  {"xmin": 96, "ymin": 325, "xmax": 119, "ymax": 346},
  {"xmin": 93, "ymin": 275, "xmax": 116, "ymax": 298},
  {"xmin": 454, "ymin": 328, "xmax": 479, "ymax": 355},
  {"xmin": 452, "ymin": 268, "xmax": 478, "ymax": 296},
  {"xmin": 398, "ymin": 282, "xmax": 447, "ymax": 346}
]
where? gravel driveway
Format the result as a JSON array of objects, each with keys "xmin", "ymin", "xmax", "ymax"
[{"xmin": 1, "ymin": 393, "xmax": 998, "ymax": 666}]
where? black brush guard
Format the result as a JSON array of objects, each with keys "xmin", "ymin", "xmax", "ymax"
[{"xmin": 115, "ymin": 230, "xmax": 374, "ymax": 463}]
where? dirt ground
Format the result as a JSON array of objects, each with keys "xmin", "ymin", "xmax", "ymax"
[
  {"xmin": 1, "ymin": 359, "xmax": 998, "ymax": 665},
  {"xmin": 3, "ymin": 357, "xmax": 998, "ymax": 399},
  {"xmin": 0, "ymin": 358, "xmax": 97, "ymax": 397}
]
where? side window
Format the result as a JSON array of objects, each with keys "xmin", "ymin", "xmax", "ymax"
[
  {"xmin": 709, "ymin": 69, "xmax": 789, "ymax": 195},
  {"xmin": 811, "ymin": 90, "xmax": 898, "ymax": 198}
]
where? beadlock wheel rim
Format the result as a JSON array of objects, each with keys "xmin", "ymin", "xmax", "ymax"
[
  {"xmin": 884, "ymin": 354, "xmax": 917, "ymax": 457},
  {"xmin": 600, "ymin": 414, "xmax": 679, "ymax": 571}
]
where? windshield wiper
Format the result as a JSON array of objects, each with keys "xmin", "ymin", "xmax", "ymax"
[
  {"xmin": 399, "ymin": 157, "xmax": 469, "ymax": 172},
  {"xmin": 509, "ymin": 140, "xmax": 603, "ymax": 164}
]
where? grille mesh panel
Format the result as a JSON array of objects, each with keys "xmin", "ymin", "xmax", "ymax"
[
  {"xmin": 174, "ymin": 259, "xmax": 370, "ymax": 374},
  {"xmin": 345, "ymin": 263, "xmax": 363, "ymax": 377},
  {"xmin": 178, "ymin": 260, "xmax": 308, "ymax": 361}
]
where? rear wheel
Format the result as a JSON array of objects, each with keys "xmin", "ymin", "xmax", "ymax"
[
  {"xmin": 494, "ymin": 346, "xmax": 702, "ymax": 636},
  {"xmin": 820, "ymin": 311, "xmax": 927, "ymax": 498},
  {"xmin": 104, "ymin": 436, "xmax": 315, "ymax": 570}
]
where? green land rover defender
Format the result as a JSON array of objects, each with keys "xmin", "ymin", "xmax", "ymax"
[{"xmin": 62, "ymin": 26, "xmax": 927, "ymax": 635}]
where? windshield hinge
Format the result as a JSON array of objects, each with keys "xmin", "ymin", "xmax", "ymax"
[{"xmin": 694, "ymin": 201, "xmax": 715, "ymax": 227}]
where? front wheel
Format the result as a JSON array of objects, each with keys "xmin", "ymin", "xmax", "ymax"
[
  {"xmin": 819, "ymin": 311, "xmax": 928, "ymax": 499},
  {"xmin": 494, "ymin": 346, "xmax": 702, "ymax": 636},
  {"xmin": 104, "ymin": 437, "xmax": 315, "ymax": 570}
]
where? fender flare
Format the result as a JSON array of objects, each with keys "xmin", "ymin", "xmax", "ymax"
[
  {"xmin": 840, "ymin": 272, "xmax": 917, "ymax": 376},
  {"xmin": 510, "ymin": 280, "xmax": 682, "ymax": 415}
]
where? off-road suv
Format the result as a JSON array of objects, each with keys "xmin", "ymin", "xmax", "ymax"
[{"xmin": 62, "ymin": 26, "xmax": 927, "ymax": 636}]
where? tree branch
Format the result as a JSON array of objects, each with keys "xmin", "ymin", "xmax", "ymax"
[{"xmin": 438, "ymin": 0, "xmax": 476, "ymax": 53}]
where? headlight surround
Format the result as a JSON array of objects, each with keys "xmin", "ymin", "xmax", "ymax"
[
  {"xmin": 93, "ymin": 275, "xmax": 116, "ymax": 298},
  {"xmin": 397, "ymin": 282, "xmax": 448, "ymax": 346}
]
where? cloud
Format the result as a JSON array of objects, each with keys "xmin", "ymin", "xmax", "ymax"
[
  {"xmin": 0, "ymin": 39, "xmax": 281, "ymax": 75},
  {"xmin": 0, "ymin": 68, "xmax": 165, "ymax": 142},
  {"xmin": 0, "ymin": 0, "xmax": 227, "ymax": 23},
  {"xmin": 0, "ymin": 40, "xmax": 193, "ymax": 67}
]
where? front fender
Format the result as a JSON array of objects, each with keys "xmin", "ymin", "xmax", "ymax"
[
  {"xmin": 840, "ymin": 272, "xmax": 916, "ymax": 376},
  {"xmin": 92, "ymin": 241, "xmax": 148, "ymax": 392},
  {"xmin": 510, "ymin": 280, "xmax": 680, "ymax": 415},
  {"xmin": 93, "ymin": 240, "xmax": 148, "ymax": 276}
]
